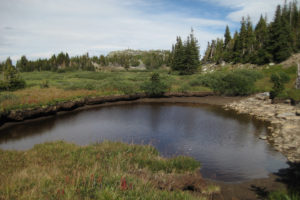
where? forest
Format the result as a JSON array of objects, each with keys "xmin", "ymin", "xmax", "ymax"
[{"xmin": 203, "ymin": 1, "xmax": 300, "ymax": 65}]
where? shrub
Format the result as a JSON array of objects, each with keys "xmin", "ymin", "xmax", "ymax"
[
  {"xmin": 270, "ymin": 71, "xmax": 290, "ymax": 99},
  {"xmin": 141, "ymin": 73, "xmax": 169, "ymax": 97},
  {"xmin": 193, "ymin": 70, "xmax": 262, "ymax": 96},
  {"xmin": 40, "ymin": 80, "xmax": 49, "ymax": 88}
]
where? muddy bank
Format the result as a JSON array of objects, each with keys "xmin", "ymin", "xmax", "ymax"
[
  {"xmin": 1, "ymin": 92, "xmax": 233, "ymax": 127},
  {"xmin": 210, "ymin": 174, "xmax": 287, "ymax": 200},
  {"xmin": 225, "ymin": 94, "xmax": 300, "ymax": 162}
]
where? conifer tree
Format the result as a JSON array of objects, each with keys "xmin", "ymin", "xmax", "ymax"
[
  {"xmin": 171, "ymin": 29, "xmax": 199, "ymax": 74},
  {"xmin": 171, "ymin": 36, "xmax": 185, "ymax": 71},
  {"xmin": 184, "ymin": 29, "xmax": 200, "ymax": 74},
  {"xmin": 16, "ymin": 56, "xmax": 29, "ymax": 72},
  {"xmin": 268, "ymin": 5, "xmax": 293, "ymax": 62},
  {"xmin": 224, "ymin": 25, "xmax": 232, "ymax": 49}
]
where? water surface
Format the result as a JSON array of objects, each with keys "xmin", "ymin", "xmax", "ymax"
[{"xmin": 0, "ymin": 103, "xmax": 288, "ymax": 182}]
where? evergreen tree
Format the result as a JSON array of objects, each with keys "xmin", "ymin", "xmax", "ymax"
[
  {"xmin": 16, "ymin": 56, "xmax": 28, "ymax": 72},
  {"xmin": 202, "ymin": 42, "xmax": 212, "ymax": 63},
  {"xmin": 184, "ymin": 29, "xmax": 200, "ymax": 74},
  {"xmin": 171, "ymin": 36, "xmax": 185, "ymax": 71},
  {"xmin": 255, "ymin": 15, "xmax": 268, "ymax": 49},
  {"xmin": 268, "ymin": 5, "xmax": 293, "ymax": 62},
  {"xmin": 244, "ymin": 16, "xmax": 255, "ymax": 63},
  {"xmin": 224, "ymin": 25, "xmax": 232, "ymax": 49},
  {"xmin": 171, "ymin": 29, "xmax": 200, "ymax": 74}
]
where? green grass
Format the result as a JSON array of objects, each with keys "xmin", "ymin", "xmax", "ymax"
[
  {"xmin": 1, "ymin": 64, "xmax": 299, "ymax": 112},
  {"xmin": 268, "ymin": 191, "xmax": 300, "ymax": 200},
  {"xmin": 0, "ymin": 141, "xmax": 218, "ymax": 200},
  {"xmin": 256, "ymin": 65, "xmax": 300, "ymax": 100}
]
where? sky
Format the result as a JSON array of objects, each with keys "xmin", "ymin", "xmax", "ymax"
[{"xmin": 0, "ymin": 0, "xmax": 288, "ymax": 62}]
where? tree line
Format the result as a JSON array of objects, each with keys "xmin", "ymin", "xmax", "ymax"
[
  {"xmin": 202, "ymin": 1, "xmax": 300, "ymax": 65},
  {"xmin": 4, "ymin": 50, "xmax": 171, "ymax": 73}
]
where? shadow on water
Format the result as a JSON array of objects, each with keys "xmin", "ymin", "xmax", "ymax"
[
  {"xmin": 275, "ymin": 162, "xmax": 300, "ymax": 193},
  {"xmin": 249, "ymin": 162, "xmax": 300, "ymax": 199}
]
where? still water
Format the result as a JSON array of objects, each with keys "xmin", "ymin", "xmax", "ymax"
[{"xmin": 0, "ymin": 103, "xmax": 288, "ymax": 182}]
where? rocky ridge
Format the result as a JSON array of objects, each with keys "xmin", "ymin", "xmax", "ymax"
[{"xmin": 224, "ymin": 93, "xmax": 300, "ymax": 162}]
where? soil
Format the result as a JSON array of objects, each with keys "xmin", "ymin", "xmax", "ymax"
[{"xmin": 210, "ymin": 174, "xmax": 287, "ymax": 200}]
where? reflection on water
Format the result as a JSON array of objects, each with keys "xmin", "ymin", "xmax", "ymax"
[{"xmin": 0, "ymin": 103, "xmax": 288, "ymax": 182}]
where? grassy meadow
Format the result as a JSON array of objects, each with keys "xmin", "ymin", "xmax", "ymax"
[
  {"xmin": 0, "ymin": 141, "xmax": 219, "ymax": 200},
  {"xmin": 1, "ymin": 64, "xmax": 299, "ymax": 113}
]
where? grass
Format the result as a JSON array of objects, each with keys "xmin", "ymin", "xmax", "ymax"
[
  {"xmin": 0, "ymin": 141, "xmax": 219, "ymax": 200},
  {"xmin": 1, "ymin": 64, "xmax": 299, "ymax": 112},
  {"xmin": 268, "ymin": 191, "xmax": 300, "ymax": 200},
  {"xmin": 0, "ymin": 70, "xmax": 212, "ymax": 112}
]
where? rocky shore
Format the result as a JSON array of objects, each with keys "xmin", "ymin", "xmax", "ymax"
[{"xmin": 224, "ymin": 94, "xmax": 300, "ymax": 162}]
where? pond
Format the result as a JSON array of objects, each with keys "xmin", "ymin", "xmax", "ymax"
[{"xmin": 0, "ymin": 103, "xmax": 288, "ymax": 182}]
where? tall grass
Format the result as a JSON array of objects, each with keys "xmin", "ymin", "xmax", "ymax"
[{"xmin": 0, "ymin": 141, "xmax": 218, "ymax": 200}]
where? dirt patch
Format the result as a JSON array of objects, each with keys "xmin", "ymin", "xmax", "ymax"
[
  {"xmin": 280, "ymin": 53, "xmax": 300, "ymax": 67},
  {"xmin": 133, "ymin": 169, "xmax": 221, "ymax": 198},
  {"xmin": 135, "ymin": 96, "xmax": 245, "ymax": 106},
  {"xmin": 208, "ymin": 174, "xmax": 287, "ymax": 200}
]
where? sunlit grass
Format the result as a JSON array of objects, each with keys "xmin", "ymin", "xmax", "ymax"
[{"xmin": 0, "ymin": 141, "xmax": 217, "ymax": 200}]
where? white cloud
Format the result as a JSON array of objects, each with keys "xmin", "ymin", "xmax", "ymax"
[
  {"xmin": 201, "ymin": 0, "xmax": 289, "ymax": 23},
  {"xmin": 0, "ymin": 0, "xmax": 227, "ymax": 62}
]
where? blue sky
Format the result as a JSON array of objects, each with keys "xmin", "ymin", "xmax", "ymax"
[{"xmin": 0, "ymin": 0, "xmax": 286, "ymax": 62}]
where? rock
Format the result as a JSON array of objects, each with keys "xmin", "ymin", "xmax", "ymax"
[
  {"xmin": 277, "ymin": 112, "xmax": 295, "ymax": 119},
  {"xmin": 285, "ymin": 99, "xmax": 291, "ymax": 104},
  {"xmin": 259, "ymin": 136, "xmax": 267, "ymax": 140},
  {"xmin": 296, "ymin": 110, "xmax": 300, "ymax": 116}
]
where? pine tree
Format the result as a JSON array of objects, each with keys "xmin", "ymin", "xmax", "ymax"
[
  {"xmin": 236, "ymin": 17, "xmax": 247, "ymax": 63},
  {"xmin": 202, "ymin": 42, "xmax": 211, "ymax": 63},
  {"xmin": 268, "ymin": 5, "xmax": 293, "ymax": 62},
  {"xmin": 244, "ymin": 16, "xmax": 255, "ymax": 63},
  {"xmin": 185, "ymin": 29, "xmax": 200, "ymax": 74},
  {"xmin": 16, "ymin": 56, "xmax": 29, "ymax": 72},
  {"xmin": 171, "ymin": 36, "xmax": 185, "ymax": 71},
  {"xmin": 224, "ymin": 25, "xmax": 232, "ymax": 49},
  {"xmin": 171, "ymin": 29, "xmax": 200, "ymax": 74},
  {"xmin": 255, "ymin": 15, "xmax": 268, "ymax": 49}
]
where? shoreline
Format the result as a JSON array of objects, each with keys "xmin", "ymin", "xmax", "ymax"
[
  {"xmin": 0, "ymin": 92, "xmax": 244, "ymax": 128},
  {"xmin": 224, "ymin": 94, "xmax": 300, "ymax": 162}
]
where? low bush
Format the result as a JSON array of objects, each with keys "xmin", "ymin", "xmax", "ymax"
[
  {"xmin": 193, "ymin": 69, "xmax": 263, "ymax": 96},
  {"xmin": 141, "ymin": 73, "xmax": 169, "ymax": 97},
  {"xmin": 270, "ymin": 71, "xmax": 290, "ymax": 99},
  {"xmin": 39, "ymin": 80, "xmax": 49, "ymax": 88}
]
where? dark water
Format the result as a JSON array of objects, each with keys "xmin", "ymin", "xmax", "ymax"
[{"xmin": 0, "ymin": 103, "xmax": 288, "ymax": 182}]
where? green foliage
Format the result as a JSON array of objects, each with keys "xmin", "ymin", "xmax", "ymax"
[
  {"xmin": 203, "ymin": 1, "xmax": 300, "ymax": 65},
  {"xmin": 171, "ymin": 29, "xmax": 200, "ymax": 74},
  {"xmin": 270, "ymin": 71, "xmax": 291, "ymax": 99},
  {"xmin": 141, "ymin": 73, "xmax": 169, "ymax": 96},
  {"xmin": 134, "ymin": 155, "xmax": 200, "ymax": 173},
  {"xmin": 195, "ymin": 70, "xmax": 263, "ymax": 96},
  {"xmin": 268, "ymin": 191, "xmax": 300, "ymax": 200},
  {"xmin": 39, "ymin": 80, "xmax": 49, "ymax": 88},
  {"xmin": 0, "ymin": 58, "xmax": 26, "ymax": 91}
]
